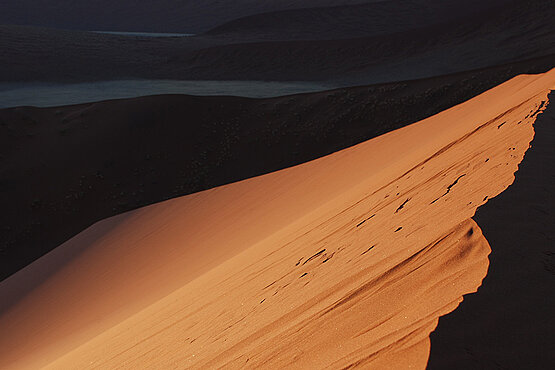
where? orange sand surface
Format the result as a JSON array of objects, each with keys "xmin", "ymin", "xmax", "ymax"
[{"xmin": 0, "ymin": 69, "xmax": 553, "ymax": 369}]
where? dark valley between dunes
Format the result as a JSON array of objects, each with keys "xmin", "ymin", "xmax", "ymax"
[{"xmin": 0, "ymin": 0, "xmax": 554, "ymax": 369}]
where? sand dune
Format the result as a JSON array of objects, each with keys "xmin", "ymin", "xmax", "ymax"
[
  {"xmin": 1, "ymin": 0, "xmax": 553, "ymax": 84},
  {"xmin": 2, "ymin": 56, "xmax": 553, "ymax": 283},
  {"xmin": 187, "ymin": 0, "xmax": 554, "ymax": 84},
  {"xmin": 428, "ymin": 92, "xmax": 555, "ymax": 368},
  {"xmin": 205, "ymin": 0, "xmax": 503, "ymax": 40},
  {"xmin": 0, "ymin": 0, "xmax": 366, "ymax": 34},
  {"xmin": 0, "ymin": 70, "xmax": 553, "ymax": 368}
]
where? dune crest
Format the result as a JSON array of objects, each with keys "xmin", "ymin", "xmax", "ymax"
[{"xmin": 0, "ymin": 70, "xmax": 553, "ymax": 369}]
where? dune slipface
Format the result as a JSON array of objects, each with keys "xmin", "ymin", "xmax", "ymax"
[{"xmin": 0, "ymin": 70, "xmax": 553, "ymax": 369}]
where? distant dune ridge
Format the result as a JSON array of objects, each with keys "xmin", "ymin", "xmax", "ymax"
[
  {"xmin": 0, "ymin": 70, "xmax": 552, "ymax": 368},
  {"xmin": 0, "ymin": 0, "xmax": 553, "ymax": 83},
  {"xmin": 1, "ymin": 56, "xmax": 553, "ymax": 283},
  {"xmin": 204, "ymin": 0, "xmax": 504, "ymax": 39},
  {"xmin": 1, "ymin": 0, "xmax": 553, "ymax": 367},
  {"xmin": 0, "ymin": 0, "xmax": 368, "ymax": 34}
]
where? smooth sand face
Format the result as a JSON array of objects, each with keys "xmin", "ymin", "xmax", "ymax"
[{"xmin": 0, "ymin": 70, "xmax": 553, "ymax": 369}]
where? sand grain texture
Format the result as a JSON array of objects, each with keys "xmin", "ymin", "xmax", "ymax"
[{"xmin": 0, "ymin": 70, "xmax": 553, "ymax": 369}]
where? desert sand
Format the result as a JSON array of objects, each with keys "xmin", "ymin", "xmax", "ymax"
[
  {"xmin": 2, "ymin": 56, "xmax": 553, "ymax": 282},
  {"xmin": 0, "ymin": 70, "xmax": 553, "ymax": 368},
  {"xmin": 428, "ymin": 91, "xmax": 555, "ymax": 369}
]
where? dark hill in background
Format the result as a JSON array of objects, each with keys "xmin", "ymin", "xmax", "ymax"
[
  {"xmin": 205, "ymin": 0, "xmax": 503, "ymax": 40},
  {"xmin": 189, "ymin": 0, "xmax": 554, "ymax": 84},
  {"xmin": 0, "ymin": 55, "xmax": 553, "ymax": 281},
  {"xmin": 0, "ymin": 0, "xmax": 369, "ymax": 34},
  {"xmin": 1, "ymin": 0, "xmax": 553, "ymax": 85}
]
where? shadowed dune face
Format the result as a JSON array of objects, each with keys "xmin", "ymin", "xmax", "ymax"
[
  {"xmin": 0, "ymin": 0, "xmax": 368, "ymax": 34},
  {"xmin": 0, "ymin": 71, "xmax": 552, "ymax": 368},
  {"xmin": 204, "ymin": 0, "xmax": 504, "ymax": 39},
  {"xmin": 428, "ymin": 92, "xmax": 555, "ymax": 368},
  {"xmin": 2, "ymin": 55, "xmax": 554, "ymax": 284}
]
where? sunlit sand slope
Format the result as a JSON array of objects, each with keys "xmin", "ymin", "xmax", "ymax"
[{"xmin": 0, "ymin": 70, "xmax": 553, "ymax": 369}]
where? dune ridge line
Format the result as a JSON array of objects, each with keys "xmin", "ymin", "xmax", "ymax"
[{"xmin": 0, "ymin": 69, "xmax": 553, "ymax": 369}]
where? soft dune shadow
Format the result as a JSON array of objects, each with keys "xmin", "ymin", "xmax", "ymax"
[{"xmin": 428, "ymin": 93, "xmax": 555, "ymax": 369}]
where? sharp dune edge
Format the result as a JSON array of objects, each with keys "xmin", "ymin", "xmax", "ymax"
[{"xmin": 0, "ymin": 70, "xmax": 553, "ymax": 369}]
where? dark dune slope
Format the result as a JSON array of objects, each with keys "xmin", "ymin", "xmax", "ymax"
[
  {"xmin": 190, "ymin": 0, "xmax": 555, "ymax": 83},
  {"xmin": 1, "ymin": 0, "xmax": 553, "ymax": 84},
  {"xmin": 0, "ymin": 24, "xmax": 202, "ymax": 83},
  {"xmin": 205, "ymin": 0, "xmax": 503, "ymax": 40},
  {"xmin": 0, "ymin": 56, "xmax": 553, "ymax": 281},
  {"xmin": 0, "ymin": 0, "xmax": 367, "ymax": 34},
  {"xmin": 428, "ymin": 92, "xmax": 555, "ymax": 369}
]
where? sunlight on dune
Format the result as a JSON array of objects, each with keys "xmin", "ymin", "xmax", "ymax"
[{"xmin": 0, "ymin": 70, "xmax": 552, "ymax": 369}]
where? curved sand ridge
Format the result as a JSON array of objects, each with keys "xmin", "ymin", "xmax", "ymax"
[{"xmin": 0, "ymin": 69, "xmax": 553, "ymax": 369}]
